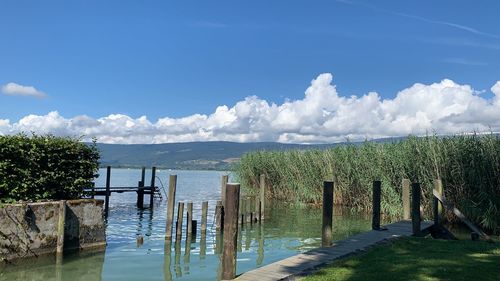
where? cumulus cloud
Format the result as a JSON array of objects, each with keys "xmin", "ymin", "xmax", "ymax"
[
  {"xmin": 1, "ymin": 82, "xmax": 47, "ymax": 98},
  {"xmin": 1, "ymin": 73, "xmax": 499, "ymax": 144}
]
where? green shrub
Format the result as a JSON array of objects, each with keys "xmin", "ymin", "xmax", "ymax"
[
  {"xmin": 0, "ymin": 134, "xmax": 99, "ymax": 201},
  {"xmin": 236, "ymin": 134, "xmax": 500, "ymax": 234}
]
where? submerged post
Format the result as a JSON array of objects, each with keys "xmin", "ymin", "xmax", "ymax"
[
  {"xmin": 322, "ymin": 181, "xmax": 334, "ymax": 247},
  {"xmin": 56, "ymin": 200, "xmax": 66, "ymax": 261},
  {"xmin": 149, "ymin": 166, "xmax": 157, "ymax": 208},
  {"xmin": 176, "ymin": 202, "xmax": 184, "ymax": 239},
  {"xmin": 165, "ymin": 175, "xmax": 177, "ymax": 240},
  {"xmin": 186, "ymin": 202, "xmax": 193, "ymax": 235},
  {"xmin": 221, "ymin": 183, "xmax": 240, "ymax": 280},
  {"xmin": 104, "ymin": 166, "xmax": 111, "ymax": 218},
  {"xmin": 372, "ymin": 180, "xmax": 381, "ymax": 230},
  {"xmin": 402, "ymin": 179, "xmax": 410, "ymax": 220},
  {"xmin": 259, "ymin": 174, "xmax": 266, "ymax": 221},
  {"xmin": 412, "ymin": 182, "xmax": 421, "ymax": 235},
  {"xmin": 215, "ymin": 200, "xmax": 223, "ymax": 231},
  {"xmin": 201, "ymin": 201, "xmax": 208, "ymax": 234}
]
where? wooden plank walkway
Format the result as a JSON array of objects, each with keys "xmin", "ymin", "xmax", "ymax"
[{"xmin": 234, "ymin": 220, "xmax": 433, "ymax": 281}]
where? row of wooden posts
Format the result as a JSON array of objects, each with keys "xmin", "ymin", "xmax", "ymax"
[{"xmin": 161, "ymin": 174, "xmax": 268, "ymax": 280}]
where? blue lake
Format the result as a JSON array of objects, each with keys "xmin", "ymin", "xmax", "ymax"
[{"xmin": 0, "ymin": 168, "xmax": 371, "ymax": 281}]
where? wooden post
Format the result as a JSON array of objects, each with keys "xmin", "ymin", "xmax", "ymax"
[
  {"xmin": 254, "ymin": 194, "xmax": 260, "ymax": 222},
  {"xmin": 412, "ymin": 182, "xmax": 421, "ymax": 235},
  {"xmin": 221, "ymin": 175, "xmax": 228, "ymax": 207},
  {"xmin": 137, "ymin": 180, "xmax": 144, "ymax": 209},
  {"xmin": 165, "ymin": 175, "xmax": 177, "ymax": 240},
  {"xmin": 259, "ymin": 174, "xmax": 266, "ymax": 221},
  {"xmin": 215, "ymin": 200, "xmax": 223, "ymax": 231},
  {"xmin": 402, "ymin": 179, "xmax": 410, "ymax": 220},
  {"xmin": 186, "ymin": 202, "xmax": 193, "ymax": 235},
  {"xmin": 221, "ymin": 183, "xmax": 240, "ymax": 280},
  {"xmin": 246, "ymin": 197, "xmax": 252, "ymax": 223},
  {"xmin": 149, "ymin": 166, "xmax": 157, "ymax": 208},
  {"xmin": 104, "ymin": 166, "xmax": 111, "ymax": 218},
  {"xmin": 240, "ymin": 197, "xmax": 246, "ymax": 226},
  {"xmin": 433, "ymin": 179, "xmax": 444, "ymax": 224},
  {"xmin": 176, "ymin": 202, "xmax": 184, "ymax": 239},
  {"xmin": 322, "ymin": 181, "xmax": 334, "ymax": 247},
  {"xmin": 372, "ymin": 180, "xmax": 381, "ymax": 230},
  {"xmin": 56, "ymin": 200, "xmax": 66, "ymax": 261},
  {"xmin": 201, "ymin": 201, "xmax": 208, "ymax": 233}
]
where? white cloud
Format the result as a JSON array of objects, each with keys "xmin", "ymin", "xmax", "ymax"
[
  {"xmin": 0, "ymin": 73, "xmax": 499, "ymax": 144},
  {"xmin": 1, "ymin": 82, "xmax": 47, "ymax": 98}
]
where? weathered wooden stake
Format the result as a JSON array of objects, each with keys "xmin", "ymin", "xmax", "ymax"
[
  {"xmin": 221, "ymin": 183, "xmax": 240, "ymax": 280},
  {"xmin": 372, "ymin": 180, "xmax": 381, "ymax": 230},
  {"xmin": 259, "ymin": 174, "xmax": 266, "ymax": 221},
  {"xmin": 322, "ymin": 181, "xmax": 334, "ymax": 247},
  {"xmin": 165, "ymin": 175, "xmax": 177, "ymax": 240},
  {"xmin": 149, "ymin": 166, "xmax": 157, "ymax": 208},
  {"xmin": 141, "ymin": 166, "xmax": 146, "ymax": 185},
  {"xmin": 176, "ymin": 202, "xmax": 184, "ymax": 239},
  {"xmin": 254, "ymin": 194, "xmax": 260, "ymax": 222},
  {"xmin": 221, "ymin": 175, "xmax": 229, "ymax": 207},
  {"xmin": 433, "ymin": 179, "xmax": 444, "ymax": 225},
  {"xmin": 201, "ymin": 201, "xmax": 208, "ymax": 233},
  {"xmin": 104, "ymin": 166, "xmax": 111, "ymax": 218},
  {"xmin": 411, "ymin": 182, "xmax": 421, "ymax": 235},
  {"xmin": 246, "ymin": 197, "xmax": 252, "ymax": 223},
  {"xmin": 240, "ymin": 197, "xmax": 246, "ymax": 226},
  {"xmin": 137, "ymin": 180, "xmax": 144, "ymax": 209},
  {"xmin": 186, "ymin": 202, "xmax": 193, "ymax": 235},
  {"xmin": 215, "ymin": 200, "xmax": 223, "ymax": 231},
  {"xmin": 402, "ymin": 179, "xmax": 410, "ymax": 220},
  {"xmin": 56, "ymin": 200, "xmax": 66, "ymax": 261}
]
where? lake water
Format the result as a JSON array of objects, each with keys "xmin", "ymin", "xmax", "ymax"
[{"xmin": 0, "ymin": 168, "xmax": 371, "ymax": 281}]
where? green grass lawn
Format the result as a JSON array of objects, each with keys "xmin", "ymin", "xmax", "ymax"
[{"xmin": 302, "ymin": 237, "xmax": 500, "ymax": 281}]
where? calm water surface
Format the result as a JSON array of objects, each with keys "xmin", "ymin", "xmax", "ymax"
[{"xmin": 0, "ymin": 168, "xmax": 371, "ymax": 281}]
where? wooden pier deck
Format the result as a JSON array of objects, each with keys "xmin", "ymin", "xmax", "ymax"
[{"xmin": 234, "ymin": 220, "xmax": 433, "ymax": 281}]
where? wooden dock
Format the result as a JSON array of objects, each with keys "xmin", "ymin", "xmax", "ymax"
[{"xmin": 234, "ymin": 220, "xmax": 433, "ymax": 281}]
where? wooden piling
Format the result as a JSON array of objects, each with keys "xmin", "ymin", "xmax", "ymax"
[
  {"xmin": 259, "ymin": 174, "xmax": 266, "ymax": 221},
  {"xmin": 104, "ymin": 166, "xmax": 111, "ymax": 218},
  {"xmin": 176, "ymin": 202, "xmax": 184, "ymax": 239},
  {"xmin": 137, "ymin": 180, "xmax": 144, "ymax": 209},
  {"xmin": 246, "ymin": 197, "xmax": 252, "ymax": 223},
  {"xmin": 322, "ymin": 181, "xmax": 334, "ymax": 247},
  {"xmin": 240, "ymin": 197, "xmax": 246, "ymax": 226},
  {"xmin": 433, "ymin": 179, "xmax": 444, "ymax": 224},
  {"xmin": 411, "ymin": 182, "xmax": 421, "ymax": 235},
  {"xmin": 221, "ymin": 175, "xmax": 228, "ymax": 207},
  {"xmin": 201, "ymin": 201, "xmax": 208, "ymax": 233},
  {"xmin": 215, "ymin": 200, "xmax": 223, "ymax": 231},
  {"xmin": 149, "ymin": 166, "xmax": 156, "ymax": 207},
  {"xmin": 165, "ymin": 175, "xmax": 177, "ymax": 240},
  {"xmin": 254, "ymin": 195, "xmax": 260, "ymax": 222},
  {"xmin": 372, "ymin": 180, "xmax": 381, "ymax": 230},
  {"xmin": 402, "ymin": 179, "xmax": 410, "ymax": 220},
  {"xmin": 221, "ymin": 183, "xmax": 240, "ymax": 280},
  {"xmin": 186, "ymin": 202, "xmax": 193, "ymax": 235},
  {"xmin": 56, "ymin": 200, "xmax": 66, "ymax": 261}
]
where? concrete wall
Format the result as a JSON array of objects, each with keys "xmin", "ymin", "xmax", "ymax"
[{"xmin": 0, "ymin": 199, "xmax": 106, "ymax": 262}]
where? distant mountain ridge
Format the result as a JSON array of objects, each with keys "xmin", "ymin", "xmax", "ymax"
[
  {"xmin": 96, "ymin": 137, "xmax": 412, "ymax": 170},
  {"xmin": 96, "ymin": 141, "xmax": 336, "ymax": 170}
]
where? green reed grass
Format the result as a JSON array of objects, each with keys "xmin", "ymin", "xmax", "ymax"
[{"xmin": 235, "ymin": 134, "xmax": 500, "ymax": 234}]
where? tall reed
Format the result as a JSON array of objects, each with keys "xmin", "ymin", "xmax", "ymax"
[{"xmin": 236, "ymin": 134, "xmax": 500, "ymax": 234}]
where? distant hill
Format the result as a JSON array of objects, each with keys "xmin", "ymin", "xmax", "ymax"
[{"xmin": 96, "ymin": 141, "xmax": 336, "ymax": 170}]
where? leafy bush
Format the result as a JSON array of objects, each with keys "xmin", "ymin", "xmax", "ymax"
[
  {"xmin": 0, "ymin": 134, "xmax": 99, "ymax": 201},
  {"xmin": 236, "ymin": 134, "xmax": 500, "ymax": 234}
]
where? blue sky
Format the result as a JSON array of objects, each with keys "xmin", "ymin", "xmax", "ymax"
[{"xmin": 1, "ymin": 0, "xmax": 500, "ymax": 143}]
